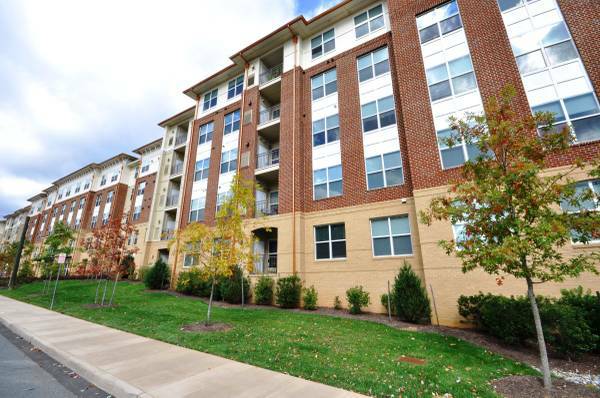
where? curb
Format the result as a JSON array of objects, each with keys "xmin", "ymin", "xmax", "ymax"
[{"xmin": 0, "ymin": 310, "xmax": 151, "ymax": 398}]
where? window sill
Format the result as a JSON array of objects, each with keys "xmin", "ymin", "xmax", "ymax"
[
  {"xmin": 314, "ymin": 257, "xmax": 347, "ymax": 263},
  {"xmin": 363, "ymin": 124, "xmax": 396, "ymax": 136},
  {"xmin": 311, "ymin": 49, "xmax": 336, "ymax": 62},
  {"xmin": 373, "ymin": 254, "xmax": 414, "ymax": 259},
  {"xmin": 571, "ymin": 241, "xmax": 600, "ymax": 250}
]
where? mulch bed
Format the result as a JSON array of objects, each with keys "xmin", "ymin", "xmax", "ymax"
[
  {"xmin": 181, "ymin": 322, "xmax": 232, "ymax": 333},
  {"xmin": 492, "ymin": 376, "xmax": 600, "ymax": 398}
]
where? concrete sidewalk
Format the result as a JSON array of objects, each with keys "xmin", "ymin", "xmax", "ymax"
[{"xmin": 0, "ymin": 296, "xmax": 368, "ymax": 398}]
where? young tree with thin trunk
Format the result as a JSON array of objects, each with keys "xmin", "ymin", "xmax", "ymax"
[
  {"xmin": 40, "ymin": 222, "xmax": 76, "ymax": 302},
  {"xmin": 420, "ymin": 86, "xmax": 600, "ymax": 391},
  {"xmin": 175, "ymin": 174, "xmax": 256, "ymax": 325}
]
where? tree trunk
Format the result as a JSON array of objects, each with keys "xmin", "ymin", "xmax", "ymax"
[
  {"xmin": 101, "ymin": 276, "xmax": 109, "ymax": 306},
  {"xmin": 241, "ymin": 270, "xmax": 245, "ymax": 308},
  {"xmin": 527, "ymin": 277, "xmax": 552, "ymax": 390},
  {"xmin": 206, "ymin": 277, "xmax": 215, "ymax": 326},
  {"xmin": 109, "ymin": 272, "xmax": 120, "ymax": 306},
  {"xmin": 94, "ymin": 272, "xmax": 102, "ymax": 304}
]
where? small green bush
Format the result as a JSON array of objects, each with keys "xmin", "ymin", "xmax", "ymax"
[
  {"xmin": 176, "ymin": 268, "xmax": 212, "ymax": 296},
  {"xmin": 136, "ymin": 265, "xmax": 151, "ymax": 282},
  {"xmin": 254, "ymin": 276, "xmax": 274, "ymax": 305},
  {"xmin": 557, "ymin": 287, "xmax": 600, "ymax": 352},
  {"xmin": 457, "ymin": 292, "xmax": 494, "ymax": 324},
  {"xmin": 120, "ymin": 255, "xmax": 136, "ymax": 279},
  {"xmin": 17, "ymin": 262, "xmax": 35, "ymax": 279},
  {"xmin": 346, "ymin": 286, "xmax": 370, "ymax": 315},
  {"xmin": 143, "ymin": 259, "xmax": 170, "ymax": 290},
  {"xmin": 275, "ymin": 275, "xmax": 302, "ymax": 308},
  {"xmin": 303, "ymin": 286, "xmax": 318, "ymax": 310},
  {"xmin": 333, "ymin": 296, "xmax": 343, "ymax": 310},
  {"xmin": 479, "ymin": 295, "xmax": 533, "ymax": 345},
  {"xmin": 220, "ymin": 266, "xmax": 251, "ymax": 304},
  {"xmin": 393, "ymin": 263, "xmax": 431, "ymax": 324},
  {"xmin": 540, "ymin": 302, "xmax": 597, "ymax": 357}
]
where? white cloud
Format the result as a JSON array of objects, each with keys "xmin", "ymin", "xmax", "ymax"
[{"xmin": 0, "ymin": 172, "xmax": 47, "ymax": 213}]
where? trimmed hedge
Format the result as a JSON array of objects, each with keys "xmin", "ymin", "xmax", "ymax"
[
  {"xmin": 254, "ymin": 276, "xmax": 274, "ymax": 305},
  {"xmin": 219, "ymin": 266, "xmax": 251, "ymax": 304},
  {"xmin": 275, "ymin": 275, "xmax": 302, "ymax": 308},
  {"xmin": 346, "ymin": 286, "xmax": 370, "ymax": 315}
]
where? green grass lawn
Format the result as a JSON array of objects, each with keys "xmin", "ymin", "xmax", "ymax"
[{"xmin": 1, "ymin": 281, "xmax": 535, "ymax": 397}]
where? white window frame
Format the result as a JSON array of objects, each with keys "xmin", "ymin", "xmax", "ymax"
[
  {"xmin": 416, "ymin": 1, "xmax": 462, "ymax": 45},
  {"xmin": 220, "ymin": 149, "xmax": 238, "ymax": 174},
  {"xmin": 357, "ymin": 46, "xmax": 390, "ymax": 83},
  {"xmin": 361, "ymin": 95, "xmax": 397, "ymax": 133},
  {"xmin": 203, "ymin": 88, "xmax": 218, "ymax": 111},
  {"xmin": 223, "ymin": 109, "xmax": 241, "ymax": 135},
  {"xmin": 199, "ymin": 122, "xmax": 214, "ymax": 145},
  {"xmin": 311, "ymin": 28, "xmax": 336, "ymax": 60},
  {"xmin": 313, "ymin": 165, "xmax": 343, "ymax": 200},
  {"xmin": 189, "ymin": 198, "xmax": 206, "ymax": 223},
  {"xmin": 354, "ymin": 3, "xmax": 385, "ymax": 39},
  {"xmin": 314, "ymin": 223, "xmax": 346, "ymax": 261},
  {"xmin": 560, "ymin": 179, "xmax": 600, "ymax": 245},
  {"xmin": 310, "ymin": 69, "xmax": 337, "ymax": 101},
  {"xmin": 365, "ymin": 151, "xmax": 404, "ymax": 190},
  {"xmin": 370, "ymin": 215, "xmax": 413, "ymax": 257},
  {"xmin": 312, "ymin": 114, "xmax": 340, "ymax": 147},
  {"xmin": 194, "ymin": 158, "xmax": 210, "ymax": 181},
  {"xmin": 227, "ymin": 76, "xmax": 244, "ymax": 99}
]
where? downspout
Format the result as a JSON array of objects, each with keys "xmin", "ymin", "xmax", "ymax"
[
  {"xmin": 170, "ymin": 97, "xmax": 200, "ymax": 288},
  {"xmin": 287, "ymin": 25, "xmax": 298, "ymax": 275}
]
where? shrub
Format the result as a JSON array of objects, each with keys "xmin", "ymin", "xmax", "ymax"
[
  {"xmin": 143, "ymin": 259, "xmax": 170, "ymax": 290},
  {"xmin": 346, "ymin": 286, "xmax": 370, "ymax": 315},
  {"xmin": 557, "ymin": 287, "xmax": 600, "ymax": 352},
  {"xmin": 120, "ymin": 255, "xmax": 136, "ymax": 279},
  {"xmin": 275, "ymin": 275, "xmax": 302, "ymax": 308},
  {"xmin": 457, "ymin": 292, "xmax": 494, "ymax": 325},
  {"xmin": 136, "ymin": 265, "xmax": 151, "ymax": 282},
  {"xmin": 303, "ymin": 286, "xmax": 318, "ymax": 310},
  {"xmin": 393, "ymin": 263, "xmax": 431, "ymax": 324},
  {"xmin": 479, "ymin": 295, "xmax": 533, "ymax": 345},
  {"xmin": 540, "ymin": 302, "xmax": 597, "ymax": 357},
  {"xmin": 333, "ymin": 296, "xmax": 343, "ymax": 310},
  {"xmin": 176, "ymin": 268, "xmax": 210, "ymax": 296},
  {"xmin": 381, "ymin": 293, "xmax": 397, "ymax": 316},
  {"xmin": 17, "ymin": 262, "xmax": 35, "ymax": 279},
  {"xmin": 219, "ymin": 266, "xmax": 251, "ymax": 304},
  {"xmin": 254, "ymin": 276, "xmax": 274, "ymax": 305}
]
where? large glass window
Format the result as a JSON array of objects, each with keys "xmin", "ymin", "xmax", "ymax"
[
  {"xmin": 311, "ymin": 28, "xmax": 335, "ymax": 59},
  {"xmin": 560, "ymin": 180, "xmax": 600, "ymax": 243},
  {"xmin": 371, "ymin": 215, "xmax": 412, "ymax": 256},
  {"xmin": 354, "ymin": 4, "xmax": 384, "ymax": 39},
  {"xmin": 357, "ymin": 46, "xmax": 390, "ymax": 82},
  {"xmin": 315, "ymin": 223, "xmax": 346, "ymax": 260},
  {"xmin": 313, "ymin": 165, "xmax": 342, "ymax": 200},
  {"xmin": 220, "ymin": 149, "xmax": 238, "ymax": 174},
  {"xmin": 227, "ymin": 76, "xmax": 244, "ymax": 99},
  {"xmin": 312, "ymin": 114, "xmax": 340, "ymax": 147},
  {"xmin": 416, "ymin": 1, "xmax": 462, "ymax": 44},
  {"xmin": 361, "ymin": 96, "xmax": 396, "ymax": 132},
  {"xmin": 194, "ymin": 158, "xmax": 210, "ymax": 181},
  {"xmin": 365, "ymin": 151, "xmax": 403, "ymax": 189},
  {"xmin": 224, "ymin": 109, "xmax": 241, "ymax": 135},
  {"xmin": 189, "ymin": 197, "xmax": 206, "ymax": 223},
  {"xmin": 203, "ymin": 88, "xmax": 218, "ymax": 111},
  {"xmin": 199, "ymin": 122, "xmax": 214, "ymax": 145},
  {"xmin": 426, "ymin": 55, "xmax": 476, "ymax": 102},
  {"xmin": 437, "ymin": 128, "xmax": 481, "ymax": 169},
  {"xmin": 311, "ymin": 69, "xmax": 337, "ymax": 101}
]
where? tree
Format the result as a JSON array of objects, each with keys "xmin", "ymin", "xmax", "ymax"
[
  {"xmin": 41, "ymin": 222, "xmax": 76, "ymax": 307},
  {"xmin": 85, "ymin": 218, "xmax": 137, "ymax": 306},
  {"xmin": 175, "ymin": 173, "xmax": 256, "ymax": 325},
  {"xmin": 393, "ymin": 262, "xmax": 431, "ymax": 324},
  {"xmin": 420, "ymin": 86, "xmax": 600, "ymax": 390}
]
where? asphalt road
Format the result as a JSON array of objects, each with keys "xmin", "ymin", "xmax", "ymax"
[{"xmin": 0, "ymin": 324, "xmax": 109, "ymax": 398}]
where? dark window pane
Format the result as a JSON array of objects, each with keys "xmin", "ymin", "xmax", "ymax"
[
  {"xmin": 532, "ymin": 101, "xmax": 566, "ymax": 122},
  {"xmin": 330, "ymin": 224, "xmax": 345, "ymax": 240},
  {"xmin": 329, "ymin": 180, "xmax": 343, "ymax": 197},
  {"xmin": 379, "ymin": 110, "xmax": 396, "ymax": 128},
  {"xmin": 419, "ymin": 24, "xmax": 440, "ymax": 44},
  {"xmin": 316, "ymin": 242, "xmax": 330, "ymax": 259},
  {"xmin": 325, "ymin": 81, "xmax": 337, "ymax": 95},
  {"xmin": 385, "ymin": 168, "xmax": 404, "ymax": 186},
  {"xmin": 545, "ymin": 40, "xmax": 578, "ymax": 65},
  {"xmin": 313, "ymin": 132, "xmax": 325, "ymax": 146},
  {"xmin": 363, "ymin": 115, "xmax": 379, "ymax": 132},
  {"xmin": 331, "ymin": 241, "xmax": 346, "ymax": 258},
  {"xmin": 312, "ymin": 87, "xmax": 324, "ymax": 100},
  {"xmin": 315, "ymin": 226, "xmax": 329, "ymax": 241},
  {"xmin": 314, "ymin": 184, "xmax": 328, "ymax": 199},
  {"xmin": 359, "ymin": 67, "xmax": 373, "ymax": 82},
  {"xmin": 373, "ymin": 237, "xmax": 391, "ymax": 256},
  {"xmin": 355, "ymin": 23, "xmax": 369, "ymax": 38},
  {"xmin": 572, "ymin": 115, "xmax": 600, "ymax": 142},
  {"xmin": 312, "ymin": 46, "xmax": 322, "ymax": 59},
  {"xmin": 370, "ymin": 15, "xmax": 384, "ymax": 31},
  {"xmin": 466, "ymin": 143, "xmax": 483, "ymax": 161},
  {"xmin": 541, "ymin": 22, "xmax": 570, "ymax": 47},
  {"xmin": 441, "ymin": 146, "xmax": 466, "ymax": 168},
  {"xmin": 368, "ymin": 172, "xmax": 384, "ymax": 189},
  {"xmin": 374, "ymin": 60, "xmax": 390, "ymax": 76},
  {"xmin": 564, "ymin": 94, "xmax": 599, "ymax": 119},
  {"xmin": 323, "ymin": 39, "xmax": 335, "ymax": 53},
  {"xmin": 440, "ymin": 14, "xmax": 462, "ymax": 35},
  {"xmin": 429, "ymin": 80, "xmax": 452, "ymax": 101},
  {"xmin": 498, "ymin": 0, "xmax": 522, "ymax": 12},
  {"xmin": 327, "ymin": 127, "xmax": 339, "ymax": 143},
  {"xmin": 393, "ymin": 236, "xmax": 413, "ymax": 255}
]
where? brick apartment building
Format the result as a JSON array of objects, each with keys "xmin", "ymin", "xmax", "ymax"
[{"xmin": 4, "ymin": 0, "xmax": 599, "ymax": 325}]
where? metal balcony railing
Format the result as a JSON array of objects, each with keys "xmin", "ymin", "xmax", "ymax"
[
  {"xmin": 174, "ymin": 134, "xmax": 187, "ymax": 147},
  {"xmin": 255, "ymin": 200, "xmax": 278, "ymax": 216},
  {"xmin": 160, "ymin": 229, "xmax": 175, "ymax": 241},
  {"xmin": 259, "ymin": 104, "xmax": 281, "ymax": 125},
  {"xmin": 256, "ymin": 149, "xmax": 280, "ymax": 170},
  {"xmin": 259, "ymin": 63, "xmax": 283, "ymax": 85},
  {"xmin": 170, "ymin": 162, "xmax": 183, "ymax": 176},
  {"xmin": 253, "ymin": 253, "xmax": 277, "ymax": 274},
  {"xmin": 165, "ymin": 193, "xmax": 179, "ymax": 207}
]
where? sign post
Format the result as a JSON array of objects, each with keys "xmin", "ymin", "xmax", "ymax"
[{"xmin": 50, "ymin": 253, "xmax": 67, "ymax": 310}]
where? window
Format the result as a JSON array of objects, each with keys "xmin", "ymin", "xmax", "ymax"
[
  {"xmin": 361, "ymin": 95, "xmax": 396, "ymax": 132},
  {"xmin": 357, "ymin": 46, "xmax": 390, "ymax": 82},
  {"xmin": 132, "ymin": 205, "xmax": 142, "ymax": 221},
  {"xmin": 203, "ymin": 88, "xmax": 218, "ymax": 111},
  {"xmin": 561, "ymin": 180, "xmax": 600, "ymax": 243},
  {"xmin": 57, "ymin": 191, "xmax": 63, "ymax": 200},
  {"xmin": 315, "ymin": 223, "xmax": 346, "ymax": 260},
  {"xmin": 83, "ymin": 180, "xmax": 90, "ymax": 190},
  {"xmin": 437, "ymin": 128, "xmax": 482, "ymax": 169},
  {"xmin": 128, "ymin": 231, "xmax": 138, "ymax": 246},
  {"xmin": 366, "ymin": 151, "xmax": 403, "ymax": 189},
  {"xmin": 194, "ymin": 158, "xmax": 210, "ymax": 181},
  {"xmin": 141, "ymin": 163, "xmax": 150, "ymax": 173},
  {"xmin": 110, "ymin": 173, "xmax": 118, "ymax": 182},
  {"xmin": 91, "ymin": 215, "xmax": 98, "ymax": 228},
  {"xmin": 311, "ymin": 69, "xmax": 337, "ymax": 101},
  {"xmin": 74, "ymin": 183, "xmax": 81, "ymax": 194},
  {"xmin": 95, "ymin": 194, "xmax": 102, "ymax": 207},
  {"xmin": 100, "ymin": 175, "xmax": 107, "ymax": 186},
  {"xmin": 69, "ymin": 202, "xmax": 76, "ymax": 212},
  {"xmin": 312, "ymin": 114, "xmax": 340, "ymax": 147},
  {"xmin": 102, "ymin": 214, "xmax": 109, "ymax": 225},
  {"xmin": 371, "ymin": 215, "xmax": 412, "ymax": 256},
  {"xmin": 184, "ymin": 254, "xmax": 199, "ymax": 267},
  {"xmin": 106, "ymin": 191, "xmax": 114, "ymax": 204},
  {"xmin": 199, "ymin": 122, "xmax": 214, "ymax": 145},
  {"xmin": 227, "ymin": 76, "xmax": 243, "ymax": 99},
  {"xmin": 137, "ymin": 182, "xmax": 146, "ymax": 196},
  {"xmin": 311, "ymin": 28, "xmax": 335, "ymax": 59},
  {"xmin": 426, "ymin": 55, "xmax": 476, "ymax": 102},
  {"xmin": 354, "ymin": 4, "xmax": 384, "ymax": 39},
  {"xmin": 220, "ymin": 149, "xmax": 238, "ymax": 174},
  {"xmin": 60, "ymin": 204, "xmax": 66, "ymax": 215},
  {"xmin": 223, "ymin": 109, "xmax": 241, "ymax": 135},
  {"xmin": 189, "ymin": 198, "xmax": 206, "ymax": 222},
  {"xmin": 416, "ymin": 1, "xmax": 462, "ymax": 45},
  {"xmin": 313, "ymin": 165, "xmax": 342, "ymax": 200},
  {"xmin": 216, "ymin": 191, "xmax": 230, "ymax": 213},
  {"xmin": 79, "ymin": 198, "xmax": 85, "ymax": 209},
  {"xmin": 533, "ymin": 94, "xmax": 600, "ymax": 143},
  {"xmin": 65, "ymin": 186, "xmax": 71, "ymax": 197}
]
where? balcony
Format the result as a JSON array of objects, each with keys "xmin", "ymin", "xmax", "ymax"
[
  {"xmin": 259, "ymin": 63, "xmax": 282, "ymax": 86},
  {"xmin": 254, "ymin": 254, "xmax": 278, "ymax": 274},
  {"xmin": 256, "ymin": 149, "xmax": 279, "ymax": 170},
  {"xmin": 174, "ymin": 133, "xmax": 188, "ymax": 148},
  {"xmin": 255, "ymin": 200, "xmax": 278, "ymax": 216},
  {"xmin": 170, "ymin": 162, "xmax": 183, "ymax": 178},
  {"xmin": 259, "ymin": 104, "xmax": 280, "ymax": 126},
  {"xmin": 160, "ymin": 229, "xmax": 174, "ymax": 241},
  {"xmin": 165, "ymin": 193, "xmax": 179, "ymax": 208}
]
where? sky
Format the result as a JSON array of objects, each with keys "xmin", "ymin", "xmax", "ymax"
[{"xmin": 0, "ymin": 0, "xmax": 341, "ymax": 216}]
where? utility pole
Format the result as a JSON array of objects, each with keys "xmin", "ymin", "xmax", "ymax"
[{"xmin": 8, "ymin": 216, "xmax": 30, "ymax": 289}]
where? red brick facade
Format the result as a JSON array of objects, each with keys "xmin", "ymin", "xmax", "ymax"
[{"xmin": 129, "ymin": 173, "xmax": 157, "ymax": 224}]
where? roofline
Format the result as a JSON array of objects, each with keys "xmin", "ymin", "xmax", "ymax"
[
  {"xmin": 132, "ymin": 138, "xmax": 163, "ymax": 154},
  {"xmin": 158, "ymin": 106, "xmax": 196, "ymax": 127},
  {"xmin": 51, "ymin": 163, "xmax": 98, "ymax": 185},
  {"xmin": 27, "ymin": 192, "xmax": 47, "ymax": 202},
  {"xmin": 98, "ymin": 153, "xmax": 137, "ymax": 168},
  {"xmin": 182, "ymin": 64, "xmax": 239, "ymax": 98}
]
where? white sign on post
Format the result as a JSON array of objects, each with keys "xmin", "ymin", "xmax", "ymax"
[{"xmin": 57, "ymin": 253, "xmax": 67, "ymax": 264}]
